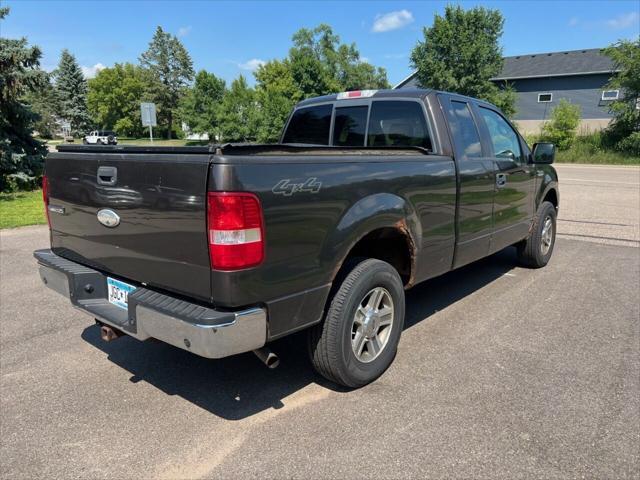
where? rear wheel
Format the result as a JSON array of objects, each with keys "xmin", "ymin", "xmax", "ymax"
[
  {"xmin": 517, "ymin": 201, "xmax": 557, "ymax": 268},
  {"xmin": 308, "ymin": 258, "xmax": 405, "ymax": 388}
]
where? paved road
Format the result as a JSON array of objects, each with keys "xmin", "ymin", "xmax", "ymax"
[
  {"xmin": 555, "ymin": 164, "xmax": 640, "ymax": 247},
  {"xmin": 1, "ymin": 165, "xmax": 639, "ymax": 479}
]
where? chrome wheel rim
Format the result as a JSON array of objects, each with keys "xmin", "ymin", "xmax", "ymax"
[
  {"xmin": 351, "ymin": 287, "xmax": 394, "ymax": 363},
  {"xmin": 540, "ymin": 215, "xmax": 554, "ymax": 255}
]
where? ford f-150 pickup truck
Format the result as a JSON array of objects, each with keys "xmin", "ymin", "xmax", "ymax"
[{"xmin": 35, "ymin": 89, "xmax": 559, "ymax": 387}]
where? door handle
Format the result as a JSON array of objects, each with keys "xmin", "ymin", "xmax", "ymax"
[
  {"xmin": 496, "ymin": 173, "xmax": 507, "ymax": 188},
  {"xmin": 97, "ymin": 166, "xmax": 117, "ymax": 186}
]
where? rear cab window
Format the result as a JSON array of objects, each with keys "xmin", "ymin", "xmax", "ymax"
[
  {"xmin": 282, "ymin": 104, "xmax": 332, "ymax": 145},
  {"xmin": 283, "ymin": 97, "xmax": 433, "ymax": 151},
  {"xmin": 333, "ymin": 106, "xmax": 368, "ymax": 146}
]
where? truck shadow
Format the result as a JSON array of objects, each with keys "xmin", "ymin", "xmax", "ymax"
[{"xmin": 81, "ymin": 247, "xmax": 518, "ymax": 420}]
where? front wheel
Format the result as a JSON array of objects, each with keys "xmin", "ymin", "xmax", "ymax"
[
  {"xmin": 308, "ymin": 258, "xmax": 405, "ymax": 388},
  {"xmin": 517, "ymin": 201, "xmax": 557, "ymax": 268}
]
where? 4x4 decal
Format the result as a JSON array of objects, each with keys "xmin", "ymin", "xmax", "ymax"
[{"xmin": 272, "ymin": 178, "xmax": 322, "ymax": 196}]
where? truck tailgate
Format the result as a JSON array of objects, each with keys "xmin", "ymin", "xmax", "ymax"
[{"xmin": 45, "ymin": 150, "xmax": 212, "ymax": 302}]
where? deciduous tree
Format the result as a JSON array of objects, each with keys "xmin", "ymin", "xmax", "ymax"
[
  {"xmin": 410, "ymin": 5, "xmax": 515, "ymax": 116},
  {"xmin": 179, "ymin": 70, "xmax": 225, "ymax": 140},
  {"xmin": 603, "ymin": 39, "xmax": 640, "ymax": 155},
  {"xmin": 87, "ymin": 63, "xmax": 152, "ymax": 137},
  {"xmin": 217, "ymin": 76, "xmax": 258, "ymax": 142},
  {"xmin": 254, "ymin": 60, "xmax": 301, "ymax": 143}
]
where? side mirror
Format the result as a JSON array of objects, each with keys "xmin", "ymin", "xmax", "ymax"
[{"xmin": 532, "ymin": 142, "xmax": 555, "ymax": 164}]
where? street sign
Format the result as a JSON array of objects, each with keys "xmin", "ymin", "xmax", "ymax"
[
  {"xmin": 141, "ymin": 102, "xmax": 157, "ymax": 143},
  {"xmin": 140, "ymin": 103, "xmax": 157, "ymax": 127}
]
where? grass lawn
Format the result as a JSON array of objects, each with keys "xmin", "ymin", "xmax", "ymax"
[
  {"xmin": 555, "ymin": 150, "xmax": 639, "ymax": 165},
  {"xmin": 0, "ymin": 190, "xmax": 46, "ymax": 229},
  {"xmin": 110, "ymin": 137, "xmax": 210, "ymax": 147}
]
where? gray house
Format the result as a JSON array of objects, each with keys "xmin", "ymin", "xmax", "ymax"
[{"xmin": 395, "ymin": 48, "xmax": 620, "ymax": 134}]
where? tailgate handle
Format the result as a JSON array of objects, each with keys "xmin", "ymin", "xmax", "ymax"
[{"xmin": 97, "ymin": 166, "xmax": 117, "ymax": 186}]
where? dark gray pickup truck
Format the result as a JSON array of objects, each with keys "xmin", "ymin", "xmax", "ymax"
[{"xmin": 35, "ymin": 89, "xmax": 559, "ymax": 387}]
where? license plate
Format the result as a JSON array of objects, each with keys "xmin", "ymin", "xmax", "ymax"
[{"xmin": 107, "ymin": 277, "xmax": 136, "ymax": 310}]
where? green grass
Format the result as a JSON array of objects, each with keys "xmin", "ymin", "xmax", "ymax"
[
  {"xmin": 555, "ymin": 148, "xmax": 640, "ymax": 165},
  {"xmin": 115, "ymin": 137, "xmax": 207, "ymax": 147},
  {"xmin": 0, "ymin": 190, "xmax": 47, "ymax": 229},
  {"xmin": 524, "ymin": 134, "xmax": 640, "ymax": 165}
]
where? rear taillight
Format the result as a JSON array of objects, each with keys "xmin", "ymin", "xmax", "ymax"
[
  {"xmin": 42, "ymin": 175, "xmax": 50, "ymax": 228},
  {"xmin": 207, "ymin": 192, "xmax": 265, "ymax": 270}
]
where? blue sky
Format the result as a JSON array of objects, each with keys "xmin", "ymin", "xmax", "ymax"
[{"xmin": 2, "ymin": 1, "xmax": 639, "ymax": 86}]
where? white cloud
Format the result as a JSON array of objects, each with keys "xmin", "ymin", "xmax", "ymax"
[
  {"xmin": 372, "ymin": 10, "xmax": 414, "ymax": 33},
  {"xmin": 568, "ymin": 17, "xmax": 579, "ymax": 27},
  {"xmin": 238, "ymin": 58, "xmax": 266, "ymax": 71},
  {"xmin": 177, "ymin": 25, "xmax": 192, "ymax": 37},
  {"xmin": 81, "ymin": 63, "xmax": 106, "ymax": 79},
  {"xmin": 360, "ymin": 56, "xmax": 370, "ymax": 63},
  {"xmin": 605, "ymin": 11, "xmax": 639, "ymax": 30}
]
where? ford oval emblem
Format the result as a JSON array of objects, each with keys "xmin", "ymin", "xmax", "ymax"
[{"xmin": 97, "ymin": 209, "xmax": 120, "ymax": 228}]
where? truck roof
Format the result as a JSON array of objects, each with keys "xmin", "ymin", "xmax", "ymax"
[
  {"xmin": 296, "ymin": 88, "xmax": 497, "ymax": 110},
  {"xmin": 297, "ymin": 88, "xmax": 433, "ymax": 107}
]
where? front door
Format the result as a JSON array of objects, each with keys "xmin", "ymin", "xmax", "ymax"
[{"xmin": 476, "ymin": 106, "xmax": 536, "ymax": 252}]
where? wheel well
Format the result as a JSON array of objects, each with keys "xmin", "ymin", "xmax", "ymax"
[
  {"xmin": 543, "ymin": 189, "xmax": 558, "ymax": 210},
  {"xmin": 342, "ymin": 227, "xmax": 413, "ymax": 286}
]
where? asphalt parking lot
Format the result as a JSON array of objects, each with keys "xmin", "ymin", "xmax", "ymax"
[{"xmin": 1, "ymin": 164, "xmax": 639, "ymax": 479}]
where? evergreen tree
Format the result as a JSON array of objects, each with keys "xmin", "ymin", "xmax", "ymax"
[
  {"xmin": 140, "ymin": 26, "xmax": 194, "ymax": 138},
  {"xmin": 0, "ymin": 7, "xmax": 48, "ymax": 191},
  {"xmin": 53, "ymin": 49, "xmax": 92, "ymax": 135},
  {"xmin": 23, "ymin": 75, "xmax": 58, "ymax": 139}
]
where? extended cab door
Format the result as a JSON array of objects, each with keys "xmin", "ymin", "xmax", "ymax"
[
  {"xmin": 475, "ymin": 106, "xmax": 535, "ymax": 252},
  {"xmin": 441, "ymin": 96, "xmax": 496, "ymax": 268}
]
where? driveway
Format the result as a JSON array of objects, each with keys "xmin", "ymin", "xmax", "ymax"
[{"xmin": 1, "ymin": 164, "xmax": 638, "ymax": 479}]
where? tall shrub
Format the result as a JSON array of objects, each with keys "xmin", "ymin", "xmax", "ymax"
[{"xmin": 541, "ymin": 100, "xmax": 581, "ymax": 150}]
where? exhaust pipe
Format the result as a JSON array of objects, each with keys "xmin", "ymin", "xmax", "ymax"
[
  {"xmin": 253, "ymin": 347, "xmax": 280, "ymax": 369},
  {"xmin": 100, "ymin": 324, "xmax": 123, "ymax": 342}
]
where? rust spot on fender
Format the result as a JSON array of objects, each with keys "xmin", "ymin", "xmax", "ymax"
[{"xmin": 394, "ymin": 219, "xmax": 417, "ymax": 288}]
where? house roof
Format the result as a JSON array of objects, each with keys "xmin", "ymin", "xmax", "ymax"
[
  {"xmin": 495, "ymin": 48, "xmax": 618, "ymax": 80},
  {"xmin": 394, "ymin": 47, "xmax": 618, "ymax": 88}
]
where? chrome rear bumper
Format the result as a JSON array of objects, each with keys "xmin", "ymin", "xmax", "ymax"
[{"xmin": 34, "ymin": 249, "xmax": 267, "ymax": 359}]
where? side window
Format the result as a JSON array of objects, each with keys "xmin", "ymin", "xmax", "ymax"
[
  {"xmin": 367, "ymin": 101, "xmax": 432, "ymax": 150},
  {"xmin": 479, "ymin": 107, "xmax": 523, "ymax": 162},
  {"xmin": 282, "ymin": 104, "xmax": 333, "ymax": 145},
  {"xmin": 447, "ymin": 100, "xmax": 482, "ymax": 160},
  {"xmin": 333, "ymin": 106, "xmax": 368, "ymax": 146}
]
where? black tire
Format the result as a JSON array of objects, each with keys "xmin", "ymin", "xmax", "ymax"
[
  {"xmin": 517, "ymin": 201, "xmax": 557, "ymax": 268},
  {"xmin": 307, "ymin": 258, "xmax": 405, "ymax": 388},
  {"xmin": 96, "ymin": 139, "xmax": 103, "ymax": 145},
  {"xmin": 82, "ymin": 138, "xmax": 87, "ymax": 145},
  {"xmin": 107, "ymin": 135, "xmax": 115, "ymax": 144}
]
